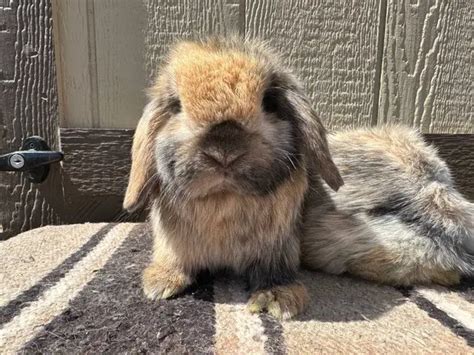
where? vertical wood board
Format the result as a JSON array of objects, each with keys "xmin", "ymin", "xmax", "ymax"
[
  {"xmin": 0, "ymin": 0, "xmax": 65, "ymax": 239},
  {"xmin": 52, "ymin": 0, "xmax": 147, "ymax": 128},
  {"xmin": 379, "ymin": 0, "xmax": 473, "ymax": 133},
  {"xmin": 52, "ymin": 0, "xmax": 97, "ymax": 128},
  {"xmin": 245, "ymin": 0, "xmax": 383, "ymax": 130},
  {"xmin": 144, "ymin": 0, "xmax": 244, "ymax": 83},
  {"xmin": 93, "ymin": 0, "xmax": 147, "ymax": 128}
]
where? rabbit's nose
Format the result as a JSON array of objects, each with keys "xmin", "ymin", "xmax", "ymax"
[
  {"xmin": 202, "ymin": 148, "xmax": 245, "ymax": 168},
  {"xmin": 201, "ymin": 120, "xmax": 248, "ymax": 168}
]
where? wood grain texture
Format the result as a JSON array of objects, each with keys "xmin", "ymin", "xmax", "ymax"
[
  {"xmin": 0, "ymin": 4, "xmax": 16, "ymax": 148},
  {"xmin": 0, "ymin": 3, "xmax": 16, "ymax": 237},
  {"xmin": 57, "ymin": 128, "xmax": 474, "ymax": 203},
  {"xmin": 60, "ymin": 128, "xmax": 132, "ymax": 195},
  {"xmin": 52, "ymin": 0, "xmax": 98, "ymax": 128},
  {"xmin": 379, "ymin": 0, "xmax": 473, "ymax": 133},
  {"xmin": 54, "ymin": 128, "xmax": 142, "ymax": 224},
  {"xmin": 55, "ymin": 0, "xmax": 244, "ymax": 128},
  {"xmin": 0, "ymin": 0, "xmax": 65, "ymax": 239},
  {"xmin": 93, "ymin": 0, "xmax": 147, "ymax": 129},
  {"xmin": 245, "ymin": 0, "xmax": 383, "ymax": 130},
  {"xmin": 52, "ymin": 0, "xmax": 147, "ymax": 129},
  {"xmin": 0, "ymin": 3, "xmax": 16, "ymax": 83},
  {"xmin": 144, "ymin": 0, "xmax": 244, "ymax": 83},
  {"xmin": 424, "ymin": 135, "xmax": 474, "ymax": 201}
]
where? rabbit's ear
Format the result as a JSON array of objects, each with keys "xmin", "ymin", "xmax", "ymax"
[
  {"xmin": 286, "ymin": 90, "xmax": 344, "ymax": 191},
  {"xmin": 123, "ymin": 100, "xmax": 162, "ymax": 212}
]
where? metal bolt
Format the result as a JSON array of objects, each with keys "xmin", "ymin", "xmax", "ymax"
[{"xmin": 9, "ymin": 154, "xmax": 25, "ymax": 169}]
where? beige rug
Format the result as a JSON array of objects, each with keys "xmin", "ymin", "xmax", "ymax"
[{"xmin": 0, "ymin": 223, "xmax": 472, "ymax": 354}]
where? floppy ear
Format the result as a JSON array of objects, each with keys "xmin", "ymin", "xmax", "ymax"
[
  {"xmin": 123, "ymin": 100, "xmax": 162, "ymax": 212},
  {"xmin": 286, "ymin": 90, "xmax": 344, "ymax": 191}
]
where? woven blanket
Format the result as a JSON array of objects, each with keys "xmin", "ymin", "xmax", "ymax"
[{"xmin": 1, "ymin": 223, "xmax": 473, "ymax": 354}]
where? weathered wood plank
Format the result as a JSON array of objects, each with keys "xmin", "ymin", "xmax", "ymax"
[
  {"xmin": 52, "ymin": 0, "xmax": 97, "ymax": 128},
  {"xmin": 58, "ymin": 128, "xmax": 474, "ymax": 202},
  {"xmin": 144, "ymin": 0, "xmax": 243, "ymax": 84},
  {"xmin": 58, "ymin": 128, "xmax": 143, "ymax": 224},
  {"xmin": 0, "ymin": 0, "xmax": 65, "ymax": 239},
  {"xmin": 52, "ymin": 0, "xmax": 147, "ymax": 129},
  {"xmin": 55, "ymin": 0, "xmax": 244, "ymax": 129},
  {"xmin": 424, "ymin": 135, "xmax": 474, "ymax": 201},
  {"xmin": 245, "ymin": 0, "xmax": 383, "ymax": 130},
  {"xmin": 92, "ymin": 0, "xmax": 147, "ymax": 129},
  {"xmin": 0, "ymin": 4, "xmax": 16, "ymax": 149},
  {"xmin": 0, "ymin": 3, "xmax": 16, "ymax": 238},
  {"xmin": 60, "ymin": 128, "xmax": 132, "ymax": 195},
  {"xmin": 0, "ymin": 4, "xmax": 16, "ymax": 83},
  {"xmin": 379, "ymin": 0, "xmax": 473, "ymax": 133}
]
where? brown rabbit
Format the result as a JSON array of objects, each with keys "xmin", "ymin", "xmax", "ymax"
[
  {"xmin": 301, "ymin": 126, "xmax": 474, "ymax": 286},
  {"xmin": 124, "ymin": 37, "xmax": 473, "ymax": 319},
  {"xmin": 123, "ymin": 37, "xmax": 342, "ymax": 319}
]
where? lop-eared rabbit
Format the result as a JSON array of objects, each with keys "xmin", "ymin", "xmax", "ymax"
[{"xmin": 124, "ymin": 37, "xmax": 473, "ymax": 319}]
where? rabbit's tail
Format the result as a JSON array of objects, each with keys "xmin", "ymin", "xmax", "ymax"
[{"xmin": 301, "ymin": 126, "xmax": 474, "ymax": 286}]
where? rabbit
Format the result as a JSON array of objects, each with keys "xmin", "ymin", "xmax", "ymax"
[
  {"xmin": 124, "ymin": 36, "xmax": 473, "ymax": 320},
  {"xmin": 123, "ymin": 36, "xmax": 342, "ymax": 320},
  {"xmin": 301, "ymin": 125, "xmax": 474, "ymax": 286}
]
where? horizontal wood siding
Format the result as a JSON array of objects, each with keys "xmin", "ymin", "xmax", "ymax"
[
  {"xmin": 424, "ymin": 135, "xmax": 474, "ymax": 200},
  {"xmin": 59, "ymin": 128, "xmax": 474, "ymax": 203},
  {"xmin": 60, "ymin": 129, "xmax": 131, "ymax": 195}
]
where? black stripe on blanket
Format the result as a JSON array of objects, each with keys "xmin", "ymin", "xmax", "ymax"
[
  {"xmin": 452, "ymin": 278, "xmax": 474, "ymax": 304},
  {"xmin": 260, "ymin": 313, "xmax": 286, "ymax": 354},
  {"xmin": 398, "ymin": 287, "xmax": 474, "ymax": 347},
  {"xmin": 22, "ymin": 224, "xmax": 216, "ymax": 354},
  {"xmin": 0, "ymin": 223, "xmax": 116, "ymax": 326}
]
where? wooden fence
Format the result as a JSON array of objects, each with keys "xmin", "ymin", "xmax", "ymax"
[
  {"xmin": 0, "ymin": 0, "xmax": 472, "ymax": 238},
  {"xmin": 53, "ymin": 0, "xmax": 472, "ymax": 133}
]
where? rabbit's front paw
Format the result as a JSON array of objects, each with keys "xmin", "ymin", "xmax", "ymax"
[
  {"xmin": 247, "ymin": 282, "xmax": 309, "ymax": 320},
  {"xmin": 142, "ymin": 263, "xmax": 192, "ymax": 300}
]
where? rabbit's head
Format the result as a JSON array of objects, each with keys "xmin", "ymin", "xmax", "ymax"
[{"xmin": 124, "ymin": 37, "xmax": 343, "ymax": 212}]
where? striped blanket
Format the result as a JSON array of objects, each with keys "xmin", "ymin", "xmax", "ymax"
[{"xmin": 1, "ymin": 223, "xmax": 472, "ymax": 354}]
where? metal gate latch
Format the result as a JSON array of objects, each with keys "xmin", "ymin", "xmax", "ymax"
[{"xmin": 0, "ymin": 136, "xmax": 64, "ymax": 183}]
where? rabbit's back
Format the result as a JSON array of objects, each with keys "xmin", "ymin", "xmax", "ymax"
[{"xmin": 301, "ymin": 125, "xmax": 474, "ymax": 285}]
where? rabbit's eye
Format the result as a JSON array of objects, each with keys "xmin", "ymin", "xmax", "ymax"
[
  {"xmin": 169, "ymin": 97, "xmax": 182, "ymax": 115},
  {"xmin": 262, "ymin": 88, "xmax": 281, "ymax": 113}
]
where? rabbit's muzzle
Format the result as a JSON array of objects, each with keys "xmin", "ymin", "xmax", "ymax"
[{"xmin": 199, "ymin": 120, "xmax": 249, "ymax": 171}]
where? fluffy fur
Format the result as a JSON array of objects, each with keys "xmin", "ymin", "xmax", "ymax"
[
  {"xmin": 124, "ymin": 37, "xmax": 342, "ymax": 320},
  {"xmin": 301, "ymin": 126, "xmax": 474, "ymax": 286},
  {"xmin": 124, "ymin": 37, "xmax": 473, "ymax": 319}
]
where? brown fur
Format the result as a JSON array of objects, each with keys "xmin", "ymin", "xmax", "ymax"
[
  {"xmin": 148, "ymin": 167, "xmax": 308, "ymax": 274},
  {"xmin": 125, "ymin": 37, "xmax": 342, "ymax": 319},
  {"xmin": 330, "ymin": 127, "xmax": 448, "ymax": 181},
  {"xmin": 302, "ymin": 126, "xmax": 473, "ymax": 286},
  {"xmin": 169, "ymin": 42, "xmax": 265, "ymax": 125},
  {"xmin": 345, "ymin": 246, "xmax": 458, "ymax": 286},
  {"xmin": 143, "ymin": 261, "xmax": 191, "ymax": 300},
  {"xmin": 247, "ymin": 281, "xmax": 309, "ymax": 320},
  {"xmin": 126, "ymin": 38, "xmax": 473, "ymax": 320},
  {"xmin": 123, "ymin": 83, "xmax": 169, "ymax": 211}
]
